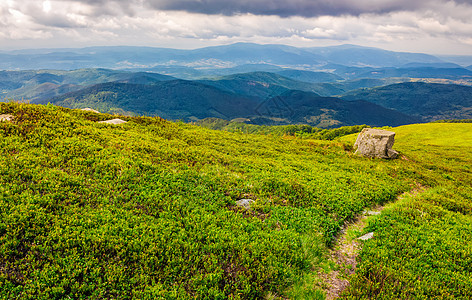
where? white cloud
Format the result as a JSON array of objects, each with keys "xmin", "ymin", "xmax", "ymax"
[
  {"xmin": 0, "ymin": 0, "xmax": 471, "ymax": 55},
  {"xmin": 303, "ymin": 28, "xmax": 337, "ymax": 39}
]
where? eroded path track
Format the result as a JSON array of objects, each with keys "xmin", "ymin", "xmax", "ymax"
[{"xmin": 322, "ymin": 185, "xmax": 426, "ymax": 299}]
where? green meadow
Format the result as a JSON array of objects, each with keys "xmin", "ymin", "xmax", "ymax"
[
  {"xmin": 0, "ymin": 102, "xmax": 471, "ymax": 299},
  {"xmin": 340, "ymin": 123, "xmax": 472, "ymax": 299}
]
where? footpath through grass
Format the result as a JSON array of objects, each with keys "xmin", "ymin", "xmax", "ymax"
[
  {"xmin": 0, "ymin": 103, "xmax": 470, "ymax": 299},
  {"xmin": 340, "ymin": 123, "xmax": 472, "ymax": 299}
]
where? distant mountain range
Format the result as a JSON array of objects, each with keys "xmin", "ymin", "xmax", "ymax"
[
  {"xmin": 0, "ymin": 68, "xmax": 409, "ymax": 103},
  {"xmin": 1, "ymin": 67, "xmax": 471, "ymax": 127},
  {"xmin": 2, "ymin": 43, "xmax": 472, "ymax": 127},
  {"xmin": 1, "ymin": 43, "xmax": 467, "ymax": 72},
  {"xmin": 352, "ymin": 67, "xmax": 472, "ymax": 79},
  {"xmin": 304, "ymin": 44, "xmax": 445, "ymax": 68},
  {"xmin": 46, "ymin": 81, "xmax": 418, "ymax": 127}
]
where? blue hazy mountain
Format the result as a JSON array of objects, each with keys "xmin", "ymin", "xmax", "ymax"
[
  {"xmin": 354, "ymin": 67, "xmax": 472, "ymax": 79},
  {"xmin": 0, "ymin": 43, "xmax": 454, "ymax": 71},
  {"xmin": 275, "ymin": 70, "xmax": 343, "ymax": 83},
  {"xmin": 400, "ymin": 62, "xmax": 464, "ymax": 69},
  {"xmin": 304, "ymin": 44, "xmax": 444, "ymax": 67},
  {"xmin": 437, "ymin": 55, "xmax": 472, "ymax": 67}
]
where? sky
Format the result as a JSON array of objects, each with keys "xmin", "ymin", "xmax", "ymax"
[{"xmin": 1, "ymin": 0, "xmax": 472, "ymax": 55}]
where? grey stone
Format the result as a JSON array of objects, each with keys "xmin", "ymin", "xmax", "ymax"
[
  {"xmin": 358, "ymin": 232, "xmax": 374, "ymax": 240},
  {"xmin": 387, "ymin": 148, "xmax": 399, "ymax": 159},
  {"xmin": 0, "ymin": 114, "xmax": 14, "ymax": 122},
  {"xmin": 98, "ymin": 118, "xmax": 127, "ymax": 125},
  {"xmin": 354, "ymin": 128, "xmax": 398, "ymax": 159},
  {"xmin": 365, "ymin": 211, "xmax": 381, "ymax": 216},
  {"xmin": 235, "ymin": 199, "xmax": 254, "ymax": 210},
  {"xmin": 81, "ymin": 108, "xmax": 100, "ymax": 113}
]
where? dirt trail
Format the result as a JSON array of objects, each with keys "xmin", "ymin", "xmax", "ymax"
[
  {"xmin": 322, "ymin": 185, "xmax": 426, "ymax": 299},
  {"xmin": 322, "ymin": 207, "xmax": 383, "ymax": 299}
]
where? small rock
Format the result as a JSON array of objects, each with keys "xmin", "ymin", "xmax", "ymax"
[
  {"xmin": 235, "ymin": 199, "xmax": 254, "ymax": 210},
  {"xmin": 0, "ymin": 114, "xmax": 14, "ymax": 122},
  {"xmin": 387, "ymin": 148, "xmax": 399, "ymax": 159},
  {"xmin": 98, "ymin": 118, "xmax": 127, "ymax": 125},
  {"xmin": 358, "ymin": 232, "xmax": 374, "ymax": 240},
  {"xmin": 365, "ymin": 211, "xmax": 381, "ymax": 216},
  {"xmin": 81, "ymin": 108, "xmax": 100, "ymax": 113}
]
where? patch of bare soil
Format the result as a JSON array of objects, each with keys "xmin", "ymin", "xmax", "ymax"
[{"xmin": 322, "ymin": 206, "xmax": 383, "ymax": 299}]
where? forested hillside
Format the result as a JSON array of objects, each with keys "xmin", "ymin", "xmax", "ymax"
[{"xmin": 343, "ymin": 82, "xmax": 472, "ymax": 121}]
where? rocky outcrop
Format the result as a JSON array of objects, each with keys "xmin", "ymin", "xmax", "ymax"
[
  {"xmin": 98, "ymin": 119, "xmax": 127, "ymax": 125},
  {"xmin": 354, "ymin": 128, "xmax": 399, "ymax": 159}
]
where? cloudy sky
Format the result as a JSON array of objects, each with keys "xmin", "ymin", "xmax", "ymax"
[{"xmin": 1, "ymin": 0, "xmax": 472, "ymax": 54}]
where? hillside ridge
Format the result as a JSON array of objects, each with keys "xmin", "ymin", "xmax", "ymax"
[{"xmin": 1, "ymin": 102, "xmax": 471, "ymax": 298}]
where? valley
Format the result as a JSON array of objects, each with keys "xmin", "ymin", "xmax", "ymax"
[{"xmin": 1, "ymin": 44, "xmax": 472, "ymax": 128}]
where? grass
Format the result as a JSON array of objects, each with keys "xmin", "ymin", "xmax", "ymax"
[
  {"xmin": 340, "ymin": 123, "xmax": 472, "ymax": 299},
  {"xmin": 0, "ymin": 102, "xmax": 471, "ymax": 299},
  {"xmin": 393, "ymin": 123, "xmax": 472, "ymax": 147},
  {"xmin": 194, "ymin": 118, "xmax": 369, "ymax": 140}
]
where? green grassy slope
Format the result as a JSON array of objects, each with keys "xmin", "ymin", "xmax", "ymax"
[
  {"xmin": 340, "ymin": 123, "xmax": 472, "ymax": 299},
  {"xmin": 0, "ymin": 102, "xmax": 471, "ymax": 299},
  {"xmin": 394, "ymin": 123, "xmax": 472, "ymax": 146},
  {"xmin": 194, "ymin": 117, "xmax": 370, "ymax": 140}
]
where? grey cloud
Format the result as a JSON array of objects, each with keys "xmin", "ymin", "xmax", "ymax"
[
  {"xmin": 140, "ymin": 0, "xmax": 470, "ymax": 17},
  {"xmin": 56, "ymin": 0, "xmax": 472, "ymax": 18},
  {"xmin": 27, "ymin": 14, "xmax": 82, "ymax": 29},
  {"xmin": 145, "ymin": 0, "xmax": 414, "ymax": 17}
]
